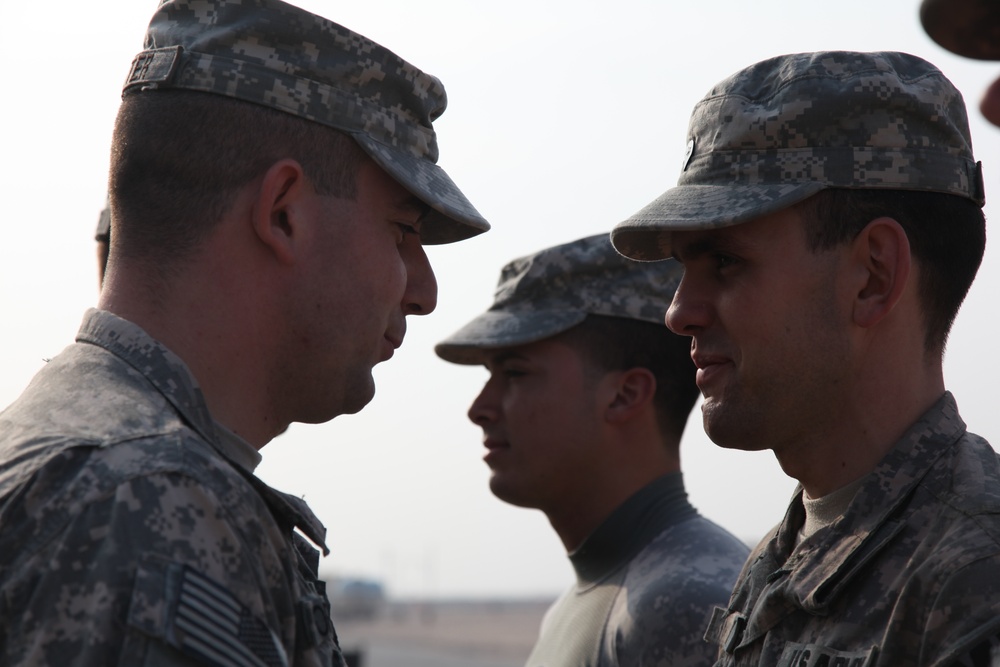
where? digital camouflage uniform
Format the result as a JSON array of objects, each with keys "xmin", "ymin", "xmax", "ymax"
[
  {"xmin": 703, "ymin": 394, "xmax": 1000, "ymax": 666},
  {"xmin": 527, "ymin": 473, "xmax": 748, "ymax": 667},
  {"xmin": 0, "ymin": 310, "xmax": 340, "ymax": 666},
  {"xmin": 610, "ymin": 52, "xmax": 995, "ymax": 666},
  {"xmin": 437, "ymin": 235, "xmax": 750, "ymax": 665},
  {"xmin": 1, "ymin": 1, "xmax": 487, "ymax": 666}
]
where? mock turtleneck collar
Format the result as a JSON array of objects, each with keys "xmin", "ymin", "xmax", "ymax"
[{"xmin": 569, "ymin": 472, "xmax": 697, "ymax": 586}]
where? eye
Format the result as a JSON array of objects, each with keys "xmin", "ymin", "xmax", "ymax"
[
  {"xmin": 714, "ymin": 253, "xmax": 739, "ymax": 270},
  {"xmin": 395, "ymin": 222, "xmax": 419, "ymax": 239},
  {"xmin": 493, "ymin": 363, "xmax": 529, "ymax": 379},
  {"xmin": 393, "ymin": 222, "xmax": 422, "ymax": 246}
]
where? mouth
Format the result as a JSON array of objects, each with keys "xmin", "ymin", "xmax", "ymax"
[
  {"xmin": 482, "ymin": 437, "xmax": 509, "ymax": 465},
  {"xmin": 692, "ymin": 353, "xmax": 732, "ymax": 392},
  {"xmin": 379, "ymin": 333, "xmax": 403, "ymax": 361}
]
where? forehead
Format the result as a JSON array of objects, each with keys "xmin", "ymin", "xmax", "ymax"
[
  {"xmin": 359, "ymin": 160, "xmax": 421, "ymax": 205},
  {"xmin": 671, "ymin": 206, "xmax": 807, "ymax": 260},
  {"xmin": 482, "ymin": 337, "xmax": 582, "ymax": 367}
]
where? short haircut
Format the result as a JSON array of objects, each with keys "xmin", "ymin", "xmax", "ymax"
[
  {"xmin": 559, "ymin": 314, "xmax": 699, "ymax": 442},
  {"xmin": 109, "ymin": 90, "xmax": 366, "ymax": 268},
  {"xmin": 794, "ymin": 189, "xmax": 986, "ymax": 354}
]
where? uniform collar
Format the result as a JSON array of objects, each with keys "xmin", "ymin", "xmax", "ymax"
[
  {"xmin": 76, "ymin": 308, "xmax": 329, "ymax": 555},
  {"xmin": 786, "ymin": 392, "xmax": 965, "ymax": 611},
  {"xmin": 728, "ymin": 392, "xmax": 966, "ymax": 650}
]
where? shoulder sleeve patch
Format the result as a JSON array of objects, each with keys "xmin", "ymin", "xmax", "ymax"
[{"xmin": 127, "ymin": 555, "xmax": 289, "ymax": 667}]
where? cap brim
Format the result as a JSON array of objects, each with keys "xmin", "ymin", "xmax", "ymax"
[
  {"xmin": 353, "ymin": 134, "xmax": 490, "ymax": 245},
  {"xmin": 611, "ymin": 182, "xmax": 825, "ymax": 261},
  {"xmin": 921, "ymin": 0, "xmax": 1000, "ymax": 60},
  {"xmin": 435, "ymin": 310, "xmax": 587, "ymax": 365}
]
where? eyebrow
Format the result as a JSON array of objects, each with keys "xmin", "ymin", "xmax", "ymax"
[
  {"xmin": 672, "ymin": 234, "xmax": 724, "ymax": 262},
  {"xmin": 484, "ymin": 350, "xmax": 527, "ymax": 370}
]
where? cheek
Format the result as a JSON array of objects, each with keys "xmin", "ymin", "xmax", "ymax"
[
  {"xmin": 349, "ymin": 243, "xmax": 408, "ymax": 304},
  {"xmin": 368, "ymin": 238, "xmax": 409, "ymax": 295},
  {"xmin": 507, "ymin": 397, "xmax": 541, "ymax": 427},
  {"xmin": 503, "ymin": 388, "xmax": 550, "ymax": 434}
]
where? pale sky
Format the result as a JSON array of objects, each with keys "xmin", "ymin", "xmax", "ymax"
[{"xmin": 2, "ymin": 1, "xmax": 999, "ymax": 599}]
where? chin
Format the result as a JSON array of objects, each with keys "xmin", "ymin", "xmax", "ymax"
[
  {"xmin": 488, "ymin": 476, "xmax": 537, "ymax": 509},
  {"xmin": 704, "ymin": 425, "xmax": 771, "ymax": 452},
  {"xmin": 703, "ymin": 408, "xmax": 770, "ymax": 452},
  {"xmin": 333, "ymin": 375, "xmax": 377, "ymax": 417},
  {"xmin": 297, "ymin": 388, "xmax": 375, "ymax": 424}
]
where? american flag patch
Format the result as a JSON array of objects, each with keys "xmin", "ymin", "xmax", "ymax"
[{"xmin": 167, "ymin": 566, "xmax": 289, "ymax": 667}]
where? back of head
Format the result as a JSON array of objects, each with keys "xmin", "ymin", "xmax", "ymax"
[
  {"xmin": 110, "ymin": 91, "xmax": 364, "ymax": 269},
  {"xmin": 110, "ymin": 0, "xmax": 490, "ymax": 273},
  {"xmin": 795, "ymin": 188, "xmax": 985, "ymax": 353},
  {"xmin": 559, "ymin": 314, "xmax": 698, "ymax": 441}
]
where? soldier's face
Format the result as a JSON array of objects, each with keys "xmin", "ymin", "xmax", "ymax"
[
  {"xmin": 467, "ymin": 337, "xmax": 610, "ymax": 513},
  {"xmin": 280, "ymin": 159, "xmax": 438, "ymax": 423},
  {"xmin": 665, "ymin": 206, "xmax": 852, "ymax": 456}
]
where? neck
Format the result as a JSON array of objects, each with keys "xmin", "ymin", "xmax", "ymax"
[
  {"xmin": 546, "ymin": 427, "xmax": 681, "ymax": 551},
  {"xmin": 566, "ymin": 472, "xmax": 692, "ymax": 583},
  {"xmin": 778, "ymin": 345, "xmax": 944, "ymax": 498},
  {"xmin": 100, "ymin": 253, "xmax": 282, "ymax": 449}
]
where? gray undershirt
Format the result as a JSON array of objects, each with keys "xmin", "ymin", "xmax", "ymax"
[{"xmin": 797, "ymin": 475, "xmax": 867, "ymax": 543}]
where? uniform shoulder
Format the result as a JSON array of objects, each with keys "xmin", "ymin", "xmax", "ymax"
[
  {"xmin": 633, "ymin": 514, "xmax": 751, "ymax": 581},
  {"xmin": 614, "ymin": 516, "xmax": 749, "ymax": 622},
  {"xmin": 0, "ymin": 440, "xmax": 301, "ymax": 667},
  {"xmin": 606, "ymin": 516, "xmax": 748, "ymax": 666},
  {"xmin": 0, "ymin": 333, "xmax": 241, "ymax": 499},
  {"xmin": 0, "ymin": 432, "xmax": 258, "ymax": 558},
  {"xmin": 920, "ymin": 431, "xmax": 1000, "ymax": 548}
]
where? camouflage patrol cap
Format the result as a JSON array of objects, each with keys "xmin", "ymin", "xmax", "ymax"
[
  {"xmin": 921, "ymin": 0, "xmax": 1000, "ymax": 60},
  {"xmin": 435, "ymin": 234, "xmax": 682, "ymax": 365},
  {"xmin": 122, "ymin": 0, "xmax": 489, "ymax": 245},
  {"xmin": 611, "ymin": 51, "xmax": 985, "ymax": 261}
]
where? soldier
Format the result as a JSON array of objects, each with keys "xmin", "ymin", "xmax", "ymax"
[
  {"xmin": 0, "ymin": 1, "xmax": 488, "ymax": 666},
  {"xmin": 611, "ymin": 51, "xmax": 1000, "ymax": 665},
  {"xmin": 921, "ymin": 0, "xmax": 1000, "ymax": 127},
  {"xmin": 436, "ymin": 234, "xmax": 750, "ymax": 667}
]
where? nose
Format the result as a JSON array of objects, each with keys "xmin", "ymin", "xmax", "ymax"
[
  {"xmin": 665, "ymin": 273, "xmax": 712, "ymax": 336},
  {"xmin": 402, "ymin": 241, "xmax": 438, "ymax": 316},
  {"xmin": 467, "ymin": 375, "xmax": 500, "ymax": 426}
]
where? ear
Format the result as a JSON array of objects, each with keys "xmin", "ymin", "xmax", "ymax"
[
  {"xmin": 850, "ymin": 216, "xmax": 911, "ymax": 329},
  {"xmin": 250, "ymin": 159, "xmax": 310, "ymax": 266},
  {"xmin": 603, "ymin": 367, "xmax": 657, "ymax": 425}
]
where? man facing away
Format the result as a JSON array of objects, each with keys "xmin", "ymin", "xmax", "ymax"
[
  {"xmin": 0, "ymin": 1, "xmax": 488, "ymax": 665},
  {"xmin": 436, "ymin": 234, "xmax": 750, "ymax": 667},
  {"xmin": 612, "ymin": 51, "xmax": 1000, "ymax": 666}
]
